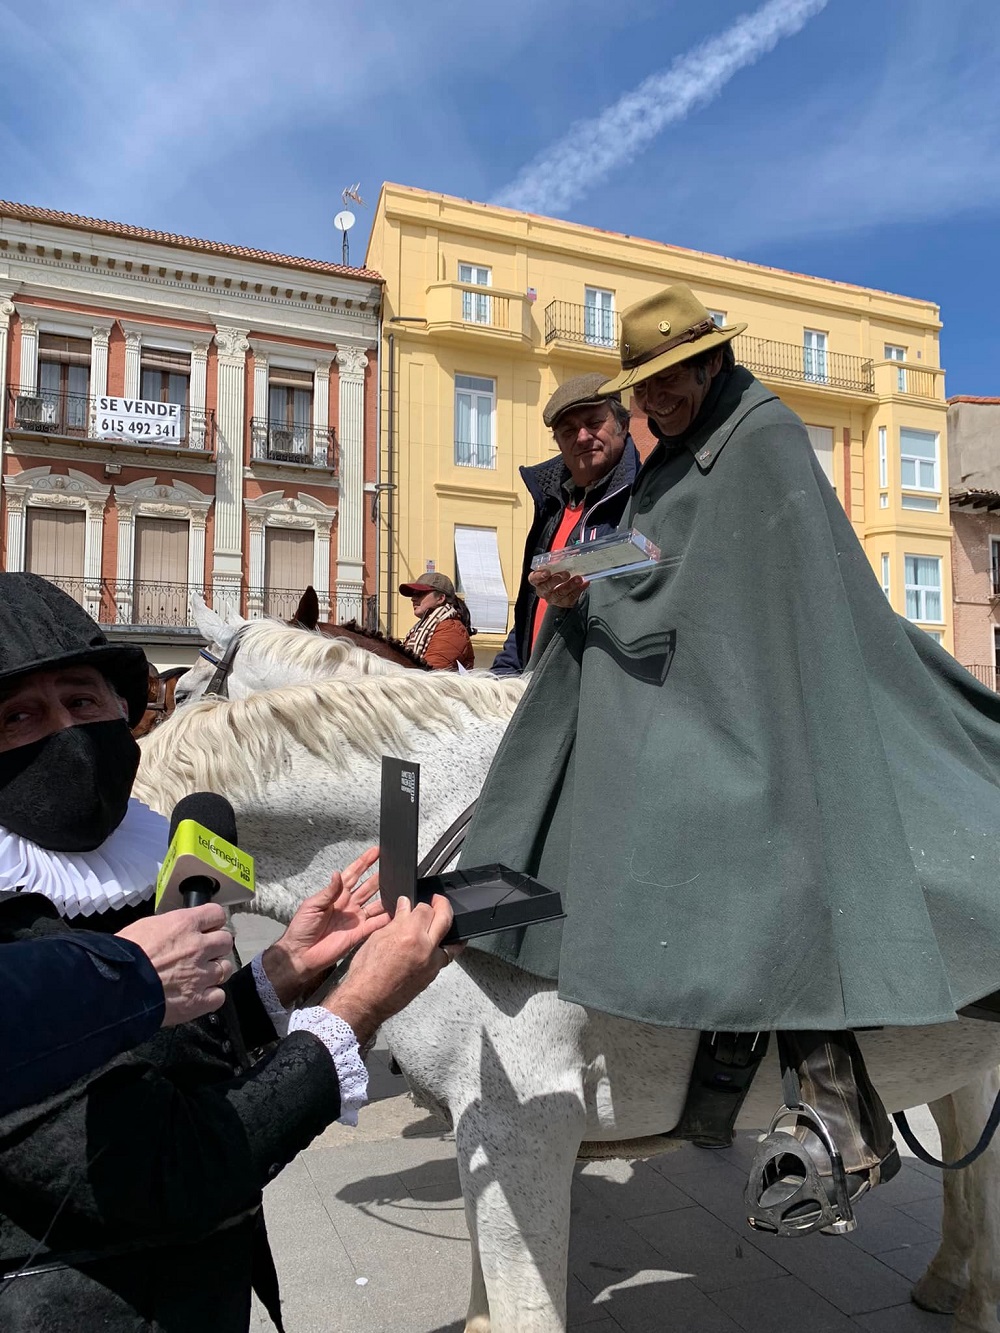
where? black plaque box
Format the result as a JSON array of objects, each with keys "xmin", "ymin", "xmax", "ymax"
[{"xmin": 379, "ymin": 757, "xmax": 564, "ymax": 943}]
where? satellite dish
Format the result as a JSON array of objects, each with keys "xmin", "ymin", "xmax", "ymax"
[{"xmin": 333, "ymin": 211, "xmax": 356, "ymax": 232}]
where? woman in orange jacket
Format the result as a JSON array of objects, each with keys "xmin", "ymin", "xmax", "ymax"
[{"xmin": 399, "ymin": 572, "xmax": 475, "ymax": 670}]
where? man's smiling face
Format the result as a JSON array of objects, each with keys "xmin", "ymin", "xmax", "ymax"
[
  {"xmin": 552, "ymin": 403, "xmax": 627, "ymax": 489},
  {"xmin": 632, "ymin": 349, "xmax": 724, "ymax": 437}
]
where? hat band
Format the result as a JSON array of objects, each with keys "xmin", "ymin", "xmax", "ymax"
[{"xmin": 621, "ymin": 317, "xmax": 717, "ymax": 370}]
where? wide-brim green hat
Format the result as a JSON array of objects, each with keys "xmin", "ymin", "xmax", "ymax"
[
  {"xmin": 601, "ymin": 284, "xmax": 746, "ymax": 394},
  {"xmin": 0, "ymin": 573, "xmax": 150, "ymax": 727}
]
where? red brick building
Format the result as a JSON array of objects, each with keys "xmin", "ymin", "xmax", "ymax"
[
  {"xmin": 0, "ymin": 203, "xmax": 382, "ymax": 666},
  {"xmin": 948, "ymin": 396, "xmax": 1000, "ymax": 686}
]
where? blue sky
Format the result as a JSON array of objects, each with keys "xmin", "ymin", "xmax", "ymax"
[{"xmin": 2, "ymin": 0, "xmax": 999, "ymax": 393}]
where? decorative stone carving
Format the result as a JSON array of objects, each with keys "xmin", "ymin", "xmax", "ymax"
[
  {"xmin": 215, "ymin": 326, "xmax": 251, "ymax": 361},
  {"xmin": 335, "ymin": 345, "xmax": 368, "ymax": 377}
]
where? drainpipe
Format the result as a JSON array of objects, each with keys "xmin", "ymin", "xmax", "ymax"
[{"xmin": 386, "ymin": 331, "xmax": 395, "ymax": 637}]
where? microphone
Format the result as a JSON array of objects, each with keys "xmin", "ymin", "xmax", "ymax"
[{"xmin": 154, "ymin": 792, "xmax": 256, "ymax": 913}]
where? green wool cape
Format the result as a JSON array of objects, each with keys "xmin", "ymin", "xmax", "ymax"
[{"xmin": 459, "ymin": 367, "xmax": 1000, "ymax": 1032}]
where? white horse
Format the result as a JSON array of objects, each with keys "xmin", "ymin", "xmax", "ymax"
[
  {"xmin": 135, "ymin": 673, "xmax": 1000, "ymax": 1333},
  {"xmin": 174, "ymin": 597, "xmax": 417, "ymax": 706}
]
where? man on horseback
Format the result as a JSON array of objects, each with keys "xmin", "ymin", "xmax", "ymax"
[{"xmin": 458, "ymin": 284, "xmax": 1000, "ymax": 1237}]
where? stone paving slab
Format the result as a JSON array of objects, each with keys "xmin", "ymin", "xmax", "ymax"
[{"xmin": 235, "ymin": 915, "xmax": 952, "ymax": 1333}]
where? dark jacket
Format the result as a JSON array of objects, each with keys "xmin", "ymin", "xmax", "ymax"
[
  {"xmin": 491, "ymin": 439, "xmax": 640, "ymax": 675},
  {"xmin": 464, "ymin": 367, "xmax": 1000, "ymax": 1031},
  {"xmin": 0, "ymin": 894, "xmax": 342, "ymax": 1332},
  {"xmin": 1, "ymin": 932, "xmax": 164, "ymax": 1116}
]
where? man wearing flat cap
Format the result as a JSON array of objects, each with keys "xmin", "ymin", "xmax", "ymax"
[
  {"xmin": 460, "ymin": 284, "xmax": 1000, "ymax": 1238},
  {"xmin": 491, "ymin": 372, "xmax": 639, "ymax": 675}
]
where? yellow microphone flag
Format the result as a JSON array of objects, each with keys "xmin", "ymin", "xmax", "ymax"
[{"xmin": 155, "ymin": 819, "xmax": 256, "ymax": 913}]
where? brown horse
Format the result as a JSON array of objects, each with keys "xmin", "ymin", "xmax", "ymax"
[
  {"xmin": 290, "ymin": 588, "xmax": 430, "ymax": 671},
  {"xmin": 131, "ymin": 665, "xmax": 187, "ymax": 738}
]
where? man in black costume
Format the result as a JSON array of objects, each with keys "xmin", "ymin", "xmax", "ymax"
[{"xmin": 0, "ymin": 572, "xmax": 456, "ymax": 1331}]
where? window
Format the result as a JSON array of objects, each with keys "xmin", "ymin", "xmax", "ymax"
[
  {"xmin": 881, "ymin": 554, "xmax": 890, "ymax": 599},
  {"xmin": 133, "ymin": 517, "xmax": 189, "ymax": 626},
  {"xmin": 924, "ymin": 630, "xmax": 944, "ymax": 645},
  {"xmin": 38, "ymin": 334, "xmax": 90, "ymax": 433},
  {"xmin": 905, "ymin": 555, "xmax": 943, "ymax": 623},
  {"xmin": 707, "ymin": 310, "xmax": 727, "ymax": 327},
  {"xmin": 994, "ymin": 628, "xmax": 1000, "ymax": 680},
  {"xmin": 584, "ymin": 287, "xmax": 616, "ymax": 347},
  {"xmin": 268, "ymin": 368, "xmax": 313, "ymax": 461},
  {"xmin": 885, "ymin": 343, "xmax": 907, "ymax": 393},
  {"xmin": 454, "ymin": 374, "xmax": 496, "ymax": 469},
  {"xmin": 992, "ymin": 538, "xmax": 1000, "ymax": 597},
  {"xmin": 803, "ymin": 329, "xmax": 828, "ymax": 384},
  {"xmin": 459, "ymin": 263, "xmax": 492, "ymax": 325},
  {"xmin": 140, "ymin": 348, "xmax": 190, "ymax": 441},
  {"xmin": 900, "ymin": 428, "xmax": 939, "ymax": 509},
  {"xmin": 454, "ymin": 526, "xmax": 509, "ymax": 632},
  {"xmin": 804, "ymin": 424, "xmax": 834, "ymax": 485},
  {"xmin": 263, "ymin": 528, "xmax": 315, "ymax": 618},
  {"xmin": 25, "ymin": 508, "xmax": 86, "ymax": 603}
]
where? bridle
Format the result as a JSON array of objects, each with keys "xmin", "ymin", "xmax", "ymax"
[{"xmin": 198, "ymin": 626, "xmax": 251, "ymax": 699}]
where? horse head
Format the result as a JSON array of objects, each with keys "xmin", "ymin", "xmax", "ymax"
[{"xmin": 173, "ymin": 594, "xmax": 252, "ymax": 705}]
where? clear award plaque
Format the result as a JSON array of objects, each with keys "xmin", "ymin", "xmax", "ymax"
[{"xmin": 530, "ymin": 527, "xmax": 661, "ymax": 581}]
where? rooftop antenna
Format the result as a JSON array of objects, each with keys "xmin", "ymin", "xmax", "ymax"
[
  {"xmin": 333, "ymin": 209, "xmax": 356, "ymax": 265},
  {"xmin": 342, "ymin": 182, "xmax": 365, "ymax": 207}
]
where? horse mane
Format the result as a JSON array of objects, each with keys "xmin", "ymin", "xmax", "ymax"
[
  {"xmin": 235, "ymin": 618, "xmax": 415, "ymax": 679},
  {"xmin": 135, "ymin": 671, "xmax": 526, "ymax": 814},
  {"xmin": 334, "ymin": 619, "xmax": 431, "ymax": 670}
]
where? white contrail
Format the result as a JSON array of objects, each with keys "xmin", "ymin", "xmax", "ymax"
[{"xmin": 491, "ymin": 0, "xmax": 828, "ymax": 215}]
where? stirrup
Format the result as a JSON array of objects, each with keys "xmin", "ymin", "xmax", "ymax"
[{"xmin": 745, "ymin": 1101, "xmax": 859, "ymax": 1237}]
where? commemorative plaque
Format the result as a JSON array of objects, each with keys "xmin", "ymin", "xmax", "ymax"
[
  {"xmin": 379, "ymin": 757, "xmax": 565, "ymax": 943},
  {"xmin": 530, "ymin": 527, "xmax": 661, "ymax": 582}
]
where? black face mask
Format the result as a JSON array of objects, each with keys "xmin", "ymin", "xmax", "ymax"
[{"xmin": 0, "ymin": 719, "xmax": 140, "ymax": 852}]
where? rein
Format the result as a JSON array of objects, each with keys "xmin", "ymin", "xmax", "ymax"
[
  {"xmin": 200, "ymin": 626, "xmax": 251, "ymax": 699},
  {"xmin": 416, "ymin": 800, "xmax": 478, "ymax": 877}
]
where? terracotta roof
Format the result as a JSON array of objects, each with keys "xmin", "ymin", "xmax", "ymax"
[
  {"xmin": 0, "ymin": 200, "xmax": 382, "ymax": 283},
  {"xmin": 950, "ymin": 487, "xmax": 1000, "ymax": 511},
  {"xmin": 948, "ymin": 396, "xmax": 1000, "ymax": 405}
]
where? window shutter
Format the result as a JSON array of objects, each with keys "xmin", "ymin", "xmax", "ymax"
[{"xmin": 25, "ymin": 508, "xmax": 86, "ymax": 585}]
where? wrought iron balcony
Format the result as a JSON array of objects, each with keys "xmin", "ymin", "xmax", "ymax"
[
  {"xmin": 732, "ymin": 336, "xmax": 874, "ymax": 394},
  {"xmin": 544, "ymin": 300, "xmax": 621, "ymax": 349},
  {"xmin": 251, "ymin": 418, "xmax": 337, "ymax": 468},
  {"xmin": 6, "ymin": 386, "xmax": 215, "ymax": 450},
  {"xmin": 103, "ymin": 580, "xmax": 196, "ymax": 628}
]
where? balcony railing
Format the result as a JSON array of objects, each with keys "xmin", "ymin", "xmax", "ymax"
[
  {"xmin": 544, "ymin": 300, "xmax": 621, "ymax": 349},
  {"xmin": 425, "ymin": 282, "xmax": 529, "ymax": 340},
  {"xmin": 732, "ymin": 336, "xmax": 874, "ymax": 394},
  {"xmin": 251, "ymin": 418, "xmax": 337, "ymax": 468},
  {"xmin": 964, "ymin": 664, "xmax": 1000, "ymax": 692},
  {"xmin": 6, "ymin": 387, "xmax": 215, "ymax": 450},
  {"xmin": 872, "ymin": 361, "xmax": 945, "ymax": 401},
  {"xmin": 455, "ymin": 438, "xmax": 497, "ymax": 469}
]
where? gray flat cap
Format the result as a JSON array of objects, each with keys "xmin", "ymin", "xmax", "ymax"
[{"xmin": 542, "ymin": 373, "xmax": 620, "ymax": 428}]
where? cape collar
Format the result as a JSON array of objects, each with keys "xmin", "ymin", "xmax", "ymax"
[{"xmin": 0, "ymin": 798, "xmax": 169, "ymax": 919}]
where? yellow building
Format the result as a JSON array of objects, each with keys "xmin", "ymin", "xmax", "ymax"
[{"xmin": 366, "ymin": 183, "xmax": 950, "ymax": 660}]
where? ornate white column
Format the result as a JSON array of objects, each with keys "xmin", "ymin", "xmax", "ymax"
[
  {"xmin": 246, "ymin": 513, "xmax": 266, "ymax": 618},
  {"xmin": 18, "ymin": 314, "xmax": 38, "ymax": 393},
  {"xmin": 2, "ymin": 486, "xmax": 26, "ymax": 571},
  {"xmin": 83, "ymin": 493, "xmax": 107, "ymax": 622},
  {"xmin": 313, "ymin": 361, "xmax": 331, "ymax": 466},
  {"xmin": 0, "ymin": 294, "xmax": 16, "ymax": 425},
  {"xmin": 335, "ymin": 345, "xmax": 367, "ymax": 619},
  {"xmin": 89, "ymin": 324, "xmax": 111, "ymax": 437},
  {"xmin": 212, "ymin": 326, "xmax": 250, "ymax": 614},
  {"xmin": 189, "ymin": 341, "xmax": 209, "ymax": 450},
  {"xmin": 250, "ymin": 348, "xmax": 269, "ymax": 461},
  {"xmin": 314, "ymin": 516, "xmax": 334, "ymax": 621},
  {"xmin": 123, "ymin": 329, "xmax": 142, "ymax": 398},
  {"xmin": 187, "ymin": 502, "xmax": 211, "ymax": 619},
  {"xmin": 114, "ymin": 499, "xmax": 136, "ymax": 624}
]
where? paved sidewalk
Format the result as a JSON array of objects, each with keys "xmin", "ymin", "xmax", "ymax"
[{"xmin": 237, "ymin": 915, "xmax": 950, "ymax": 1333}]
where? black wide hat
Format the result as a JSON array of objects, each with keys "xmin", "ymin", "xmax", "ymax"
[{"xmin": 0, "ymin": 573, "xmax": 149, "ymax": 727}]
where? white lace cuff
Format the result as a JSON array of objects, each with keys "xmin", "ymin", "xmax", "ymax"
[
  {"xmin": 288, "ymin": 1007, "xmax": 369, "ymax": 1126},
  {"xmin": 250, "ymin": 953, "xmax": 368, "ymax": 1125}
]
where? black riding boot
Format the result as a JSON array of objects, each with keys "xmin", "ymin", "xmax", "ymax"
[{"xmin": 745, "ymin": 1030, "xmax": 900, "ymax": 1237}]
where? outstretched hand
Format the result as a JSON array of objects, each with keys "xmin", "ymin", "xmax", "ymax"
[{"xmin": 262, "ymin": 846, "xmax": 387, "ymax": 1006}]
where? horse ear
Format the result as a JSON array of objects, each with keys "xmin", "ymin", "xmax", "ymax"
[
  {"xmin": 191, "ymin": 592, "xmax": 231, "ymax": 645},
  {"xmin": 294, "ymin": 586, "xmax": 320, "ymax": 630}
]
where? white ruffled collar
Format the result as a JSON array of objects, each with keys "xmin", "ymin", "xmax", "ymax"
[{"xmin": 0, "ymin": 798, "xmax": 169, "ymax": 919}]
